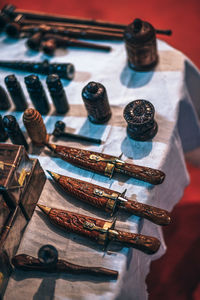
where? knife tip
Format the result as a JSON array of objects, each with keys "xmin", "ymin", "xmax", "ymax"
[
  {"xmin": 37, "ymin": 204, "xmax": 51, "ymax": 215},
  {"xmin": 46, "ymin": 170, "xmax": 60, "ymax": 181}
]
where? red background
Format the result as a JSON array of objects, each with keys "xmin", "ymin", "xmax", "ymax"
[{"xmin": 0, "ymin": 0, "xmax": 199, "ymax": 68}]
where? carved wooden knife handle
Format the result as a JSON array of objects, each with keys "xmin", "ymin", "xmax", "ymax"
[
  {"xmin": 109, "ymin": 230, "xmax": 161, "ymax": 254},
  {"xmin": 123, "ymin": 201, "xmax": 171, "ymax": 226},
  {"xmin": 116, "ymin": 163, "xmax": 165, "ymax": 185}
]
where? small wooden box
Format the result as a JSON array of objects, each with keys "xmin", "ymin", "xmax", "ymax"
[{"xmin": 0, "ymin": 143, "xmax": 46, "ymax": 219}]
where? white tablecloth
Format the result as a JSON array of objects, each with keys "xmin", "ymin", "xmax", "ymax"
[{"xmin": 1, "ymin": 34, "xmax": 200, "ymax": 300}]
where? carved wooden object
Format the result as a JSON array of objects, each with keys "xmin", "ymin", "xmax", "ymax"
[
  {"xmin": 46, "ymin": 143, "xmax": 165, "ymax": 185},
  {"xmin": 82, "ymin": 81, "xmax": 111, "ymax": 124},
  {"xmin": 37, "ymin": 204, "xmax": 161, "ymax": 254},
  {"xmin": 4, "ymin": 74, "xmax": 28, "ymax": 111},
  {"xmin": 23, "ymin": 108, "xmax": 49, "ymax": 146},
  {"xmin": 12, "ymin": 254, "xmax": 118, "ymax": 279},
  {"xmin": 0, "ymin": 59, "xmax": 75, "ymax": 80},
  {"xmin": 48, "ymin": 171, "xmax": 171, "ymax": 226},
  {"xmin": 124, "ymin": 99, "xmax": 158, "ymax": 141},
  {"xmin": 124, "ymin": 18, "xmax": 158, "ymax": 71}
]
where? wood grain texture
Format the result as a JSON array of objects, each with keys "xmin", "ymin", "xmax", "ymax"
[
  {"xmin": 122, "ymin": 200, "xmax": 171, "ymax": 226},
  {"xmin": 49, "ymin": 144, "xmax": 111, "ymax": 175},
  {"xmin": 58, "ymin": 175, "xmax": 115, "ymax": 212},
  {"xmin": 12, "ymin": 254, "xmax": 118, "ymax": 278},
  {"xmin": 39, "ymin": 206, "xmax": 161, "ymax": 254},
  {"xmin": 48, "ymin": 208, "xmax": 106, "ymax": 243},
  {"xmin": 116, "ymin": 162, "xmax": 165, "ymax": 185},
  {"xmin": 109, "ymin": 230, "xmax": 160, "ymax": 255},
  {"xmin": 53, "ymin": 173, "xmax": 170, "ymax": 225},
  {"xmin": 49, "ymin": 143, "xmax": 165, "ymax": 184}
]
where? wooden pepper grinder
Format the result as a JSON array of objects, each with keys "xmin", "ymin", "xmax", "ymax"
[
  {"xmin": 82, "ymin": 81, "xmax": 111, "ymax": 124},
  {"xmin": 124, "ymin": 18, "xmax": 158, "ymax": 71},
  {"xmin": 23, "ymin": 108, "xmax": 49, "ymax": 146}
]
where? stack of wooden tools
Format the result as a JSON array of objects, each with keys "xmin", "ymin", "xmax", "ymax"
[
  {"xmin": 0, "ymin": 4, "xmax": 173, "ymax": 298},
  {"xmin": 0, "ymin": 4, "xmax": 172, "ymax": 56}
]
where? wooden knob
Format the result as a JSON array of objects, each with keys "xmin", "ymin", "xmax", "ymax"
[{"xmin": 23, "ymin": 108, "xmax": 49, "ymax": 145}]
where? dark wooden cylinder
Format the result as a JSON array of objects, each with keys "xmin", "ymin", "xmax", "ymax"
[
  {"xmin": 0, "ymin": 86, "xmax": 11, "ymax": 110},
  {"xmin": 3, "ymin": 115, "xmax": 28, "ymax": 150},
  {"xmin": 5, "ymin": 74, "xmax": 28, "ymax": 111},
  {"xmin": 82, "ymin": 81, "xmax": 111, "ymax": 124},
  {"xmin": 46, "ymin": 74, "xmax": 69, "ymax": 114},
  {"xmin": 24, "ymin": 75, "xmax": 50, "ymax": 115},
  {"xmin": 124, "ymin": 19, "xmax": 158, "ymax": 71},
  {"xmin": 123, "ymin": 99, "xmax": 158, "ymax": 141}
]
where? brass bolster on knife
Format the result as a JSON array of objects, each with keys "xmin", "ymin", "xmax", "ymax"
[
  {"xmin": 93, "ymin": 188, "xmax": 119, "ymax": 213},
  {"xmin": 83, "ymin": 220, "xmax": 113, "ymax": 245},
  {"xmin": 89, "ymin": 154, "xmax": 125, "ymax": 178}
]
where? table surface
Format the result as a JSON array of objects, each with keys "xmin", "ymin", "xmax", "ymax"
[{"xmin": 1, "ymin": 35, "xmax": 200, "ymax": 300}]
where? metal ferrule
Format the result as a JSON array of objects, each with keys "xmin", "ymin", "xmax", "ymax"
[
  {"xmin": 83, "ymin": 220, "xmax": 113, "ymax": 245},
  {"xmin": 89, "ymin": 154, "xmax": 125, "ymax": 178},
  {"xmin": 108, "ymin": 229, "xmax": 119, "ymax": 240},
  {"xmin": 93, "ymin": 188, "xmax": 119, "ymax": 214}
]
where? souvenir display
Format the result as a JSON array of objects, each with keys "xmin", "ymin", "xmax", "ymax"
[{"xmin": 0, "ymin": 4, "xmax": 177, "ymax": 298}]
